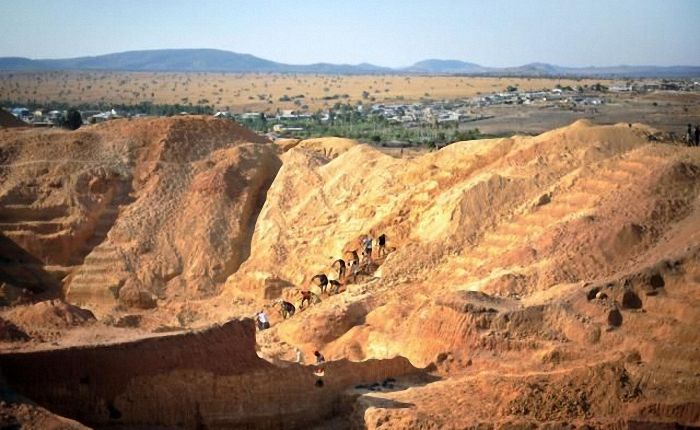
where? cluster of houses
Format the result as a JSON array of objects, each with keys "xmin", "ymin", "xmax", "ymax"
[
  {"xmin": 6, "ymin": 107, "xmax": 125, "ymax": 127},
  {"xmin": 234, "ymin": 86, "xmax": 617, "ymax": 132},
  {"xmin": 251, "ymin": 87, "xmax": 607, "ymax": 130},
  {"xmin": 8, "ymin": 107, "xmax": 65, "ymax": 127},
  {"xmin": 365, "ymin": 86, "xmax": 613, "ymax": 125},
  {"xmin": 609, "ymin": 79, "xmax": 700, "ymax": 93},
  {"xmin": 367, "ymin": 102, "xmax": 466, "ymax": 125},
  {"xmin": 476, "ymin": 89, "xmax": 605, "ymax": 108}
]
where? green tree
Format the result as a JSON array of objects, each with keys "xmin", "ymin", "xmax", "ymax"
[{"xmin": 64, "ymin": 109, "xmax": 82, "ymax": 130}]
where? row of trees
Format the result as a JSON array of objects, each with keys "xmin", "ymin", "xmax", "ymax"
[{"xmin": 238, "ymin": 112, "xmax": 486, "ymax": 146}]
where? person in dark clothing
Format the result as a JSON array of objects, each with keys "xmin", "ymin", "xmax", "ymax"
[
  {"xmin": 377, "ymin": 234, "xmax": 387, "ymax": 257},
  {"xmin": 311, "ymin": 273, "xmax": 329, "ymax": 294},
  {"xmin": 694, "ymin": 125, "xmax": 700, "ymax": 147},
  {"xmin": 332, "ymin": 258, "xmax": 346, "ymax": 280},
  {"xmin": 314, "ymin": 350, "xmax": 326, "ymax": 364},
  {"xmin": 329, "ymin": 279, "xmax": 342, "ymax": 294},
  {"xmin": 278, "ymin": 300, "xmax": 296, "ymax": 319}
]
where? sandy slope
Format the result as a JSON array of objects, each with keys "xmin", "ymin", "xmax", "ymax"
[
  {"xmin": 223, "ymin": 119, "xmax": 700, "ymax": 426},
  {"xmin": 1, "ymin": 118, "xmax": 699, "ymax": 428}
]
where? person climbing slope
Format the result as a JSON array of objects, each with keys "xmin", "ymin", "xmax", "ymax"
[
  {"xmin": 300, "ymin": 290, "xmax": 312, "ymax": 309},
  {"xmin": 255, "ymin": 310, "xmax": 270, "ymax": 330},
  {"xmin": 300, "ymin": 290, "xmax": 320, "ymax": 309},
  {"xmin": 346, "ymin": 250, "xmax": 360, "ymax": 267},
  {"xmin": 329, "ymin": 279, "xmax": 342, "ymax": 294},
  {"xmin": 278, "ymin": 300, "xmax": 296, "ymax": 319},
  {"xmin": 311, "ymin": 273, "xmax": 329, "ymax": 294},
  {"xmin": 314, "ymin": 350, "xmax": 326, "ymax": 379},
  {"xmin": 362, "ymin": 235, "xmax": 373, "ymax": 262},
  {"xmin": 346, "ymin": 250, "xmax": 361, "ymax": 283},
  {"xmin": 332, "ymin": 258, "xmax": 346, "ymax": 280},
  {"xmin": 377, "ymin": 233, "xmax": 387, "ymax": 257}
]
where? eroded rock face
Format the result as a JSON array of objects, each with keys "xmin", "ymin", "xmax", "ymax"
[
  {"xmin": 0, "ymin": 116, "xmax": 281, "ymax": 314},
  {"xmin": 0, "ymin": 319, "xmax": 423, "ymax": 429},
  {"xmin": 226, "ymin": 121, "xmax": 700, "ymax": 366},
  {"xmin": 230, "ymin": 121, "xmax": 700, "ymax": 303}
]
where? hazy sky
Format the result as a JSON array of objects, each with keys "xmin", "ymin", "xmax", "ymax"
[{"xmin": 1, "ymin": 0, "xmax": 699, "ymax": 67}]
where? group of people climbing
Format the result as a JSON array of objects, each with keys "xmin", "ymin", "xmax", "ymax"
[{"xmin": 254, "ymin": 233, "xmax": 388, "ymax": 331}]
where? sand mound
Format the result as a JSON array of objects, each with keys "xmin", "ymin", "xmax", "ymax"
[{"xmin": 2, "ymin": 300, "xmax": 95, "ymax": 342}]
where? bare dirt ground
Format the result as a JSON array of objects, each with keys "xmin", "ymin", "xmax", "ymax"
[
  {"xmin": 468, "ymin": 92, "xmax": 700, "ymax": 138},
  {"xmin": 0, "ymin": 71, "xmax": 610, "ymax": 111},
  {"xmin": 0, "ymin": 116, "xmax": 699, "ymax": 428}
]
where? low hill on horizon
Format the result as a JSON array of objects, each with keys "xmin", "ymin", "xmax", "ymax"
[
  {"xmin": 0, "ymin": 49, "xmax": 392, "ymax": 75},
  {"xmin": 1, "ymin": 49, "xmax": 699, "ymax": 78}
]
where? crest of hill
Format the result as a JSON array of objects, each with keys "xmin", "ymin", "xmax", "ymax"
[
  {"xmin": 402, "ymin": 59, "xmax": 488, "ymax": 74},
  {"xmin": 0, "ymin": 49, "xmax": 391, "ymax": 74},
  {"xmin": 293, "ymin": 137, "xmax": 359, "ymax": 159}
]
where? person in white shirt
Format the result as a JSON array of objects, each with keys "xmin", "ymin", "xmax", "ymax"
[{"xmin": 255, "ymin": 310, "xmax": 270, "ymax": 330}]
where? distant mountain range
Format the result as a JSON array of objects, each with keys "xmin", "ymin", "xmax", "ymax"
[{"xmin": 1, "ymin": 49, "xmax": 699, "ymax": 78}]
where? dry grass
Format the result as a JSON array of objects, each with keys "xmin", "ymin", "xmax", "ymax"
[{"xmin": 0, "ymin": 71, "xmax": 612, "ymax": 112}]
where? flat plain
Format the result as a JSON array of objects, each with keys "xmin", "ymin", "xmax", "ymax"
[{"xmin": 0, "ymin": 71, "xmax": 611, "ymax": 111}]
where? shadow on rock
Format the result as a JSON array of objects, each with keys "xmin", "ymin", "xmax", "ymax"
[{"xmin": 358, "ymin": 396, "xmax": 415, "ymax": 410}]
